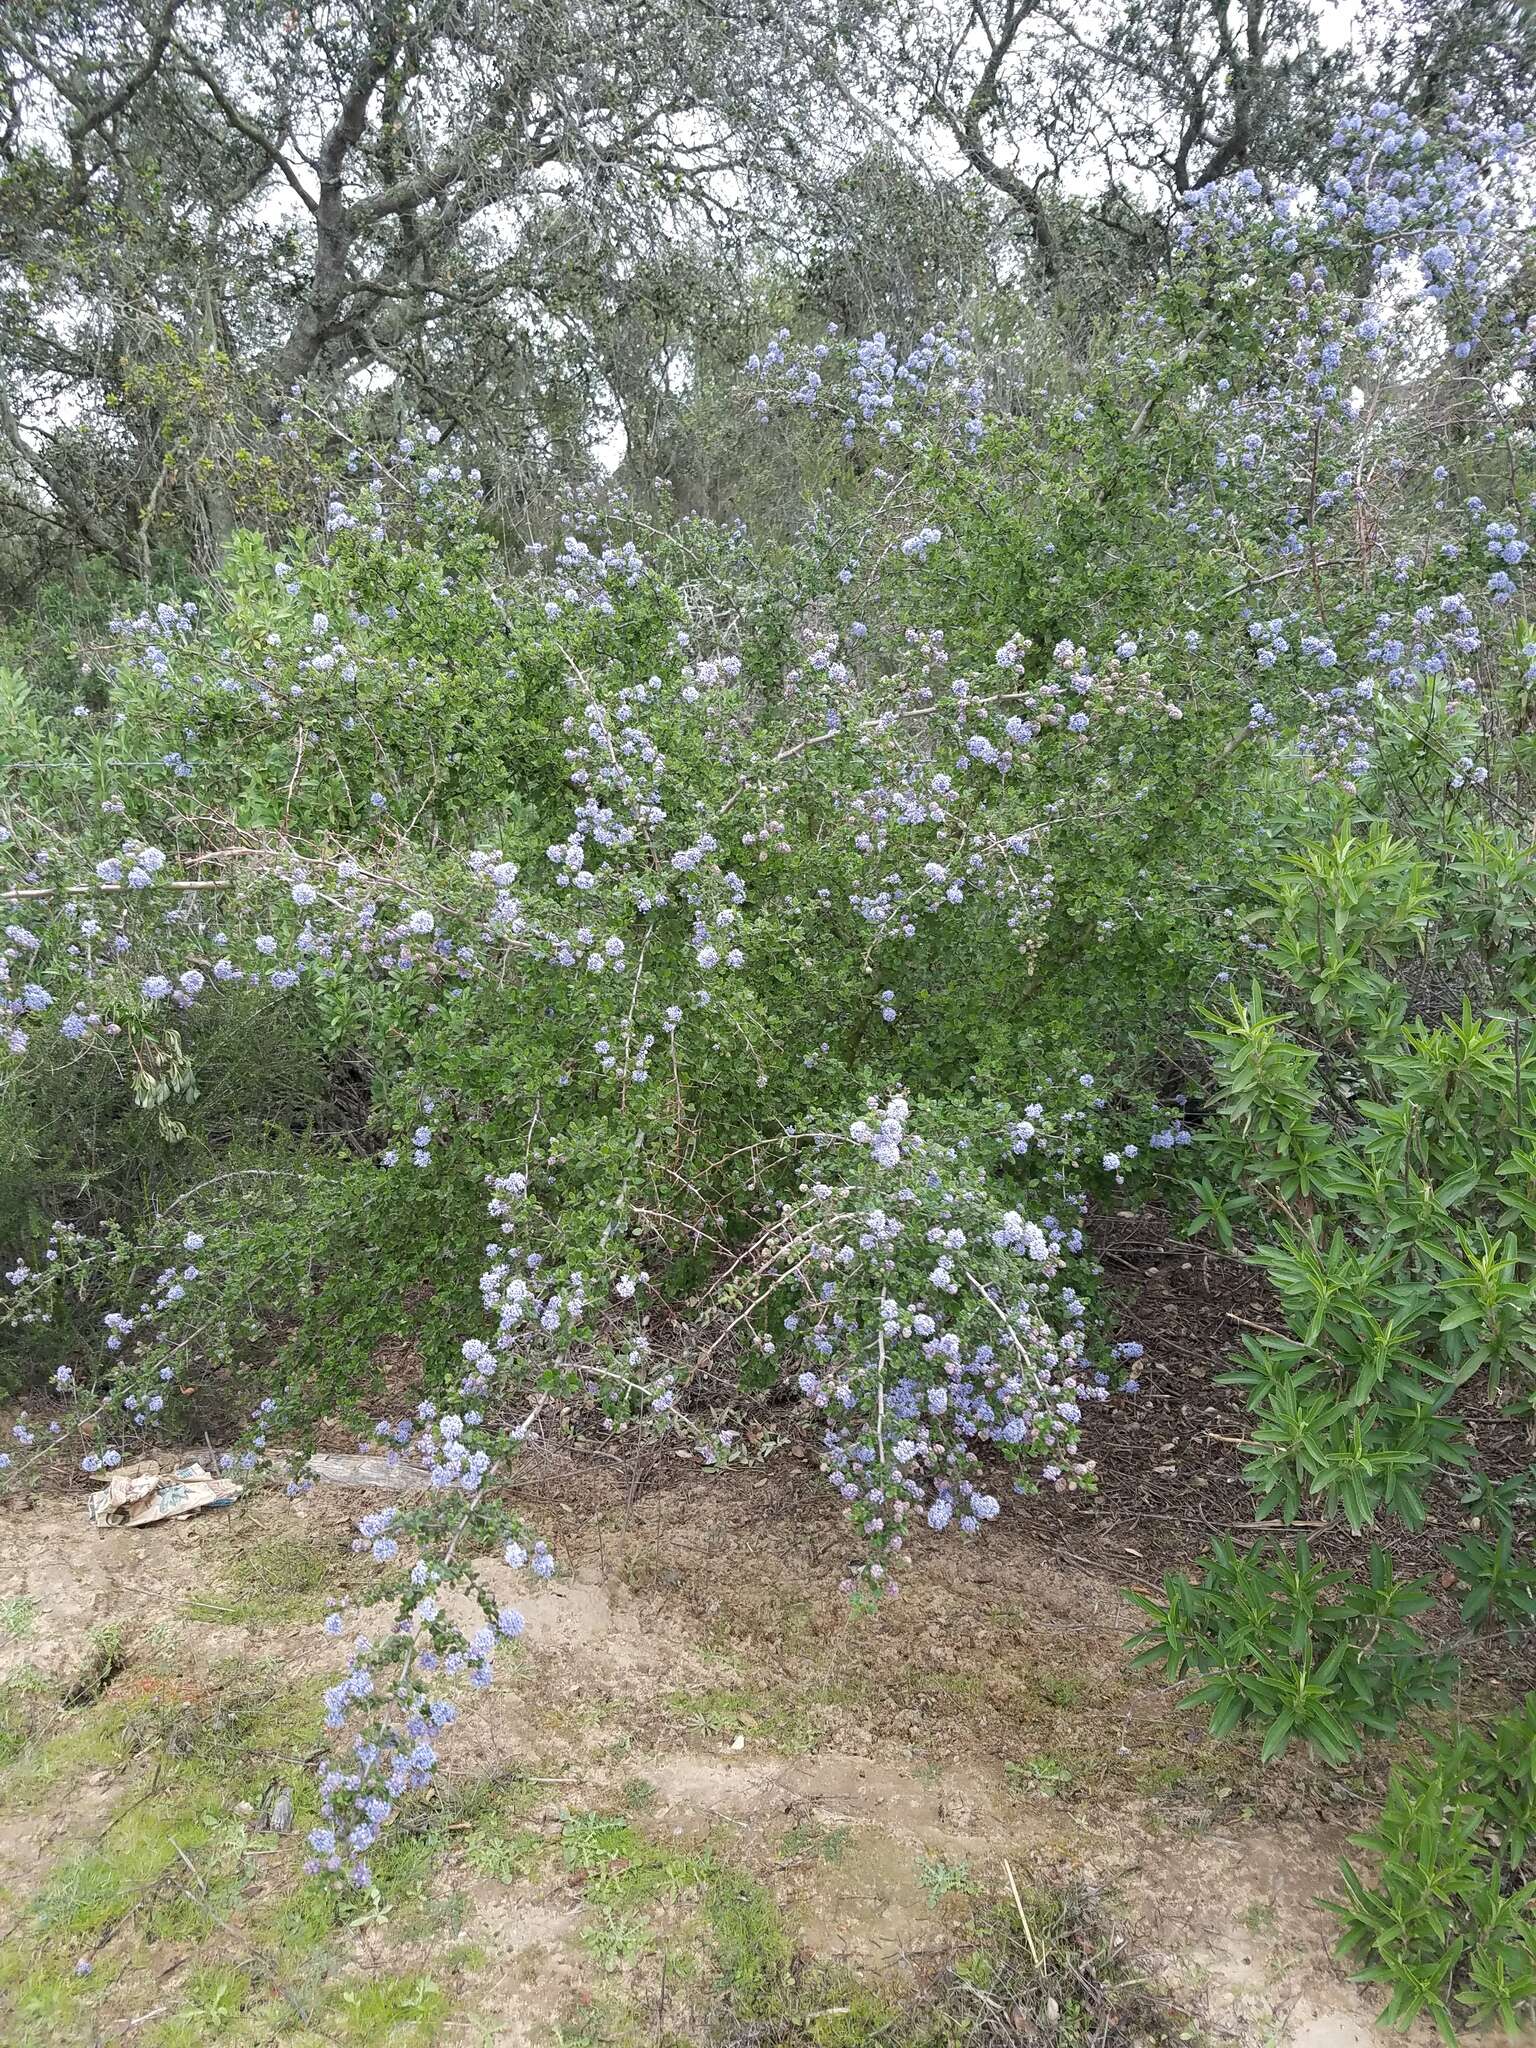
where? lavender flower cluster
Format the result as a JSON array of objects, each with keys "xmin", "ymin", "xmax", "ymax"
[{"xmin": 758, "ymin": 1089, "xmax": 1165, "ymax": 1595}]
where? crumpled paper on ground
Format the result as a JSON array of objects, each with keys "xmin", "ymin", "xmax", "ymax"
[
  {"xmin": 88, "ymin": 1461, "xmax": 242, "ymax": 1529},
  {"xmin": 86, "ymin": 1450, "xmax": 427, "ymax": 1527}
]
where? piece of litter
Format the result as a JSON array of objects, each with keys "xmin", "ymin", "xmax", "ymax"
[
  {"xmin": 729, "ymin": 1733, "xmax": 745, "ymax": 1751},
  {"xmin": 88, "ymin": 1461, "xmax": 242, "ymax": 1529}
]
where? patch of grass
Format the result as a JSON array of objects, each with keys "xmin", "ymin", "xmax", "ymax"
[
  {"xmin": 1030, "ymin": 1673, "xmax": 1088, "ymax": 1710},
  {"xmin": 600, "ymin": 1848, "xmax": 714, "ymax": 1912},
  {"xmin": 781, "ymin": 1817, "xmax": 852, "ymax": 1865},
  {"xmin": 274, "ymin": 1768, "xmax": 556, "ymax": 1946},
  {"xmin": 0, "ymin": 1951, "xmax": 100, "ymax": 2047},
  {"xmin": 31, "ymin": 1829, "xmax": 180, "ymax": 1943},
  {"xmin": 928, "ymin": 1672, "xmax": 985, "ymax": 1703},
  {"xmin": 549, "ymin": 1821, "xmax": 806, "ymax": 2023},
  {"xmin": 357, "ymin": 1827, "xmax": 456, "ymax": 1928},
  {"xmin": 1136, "ymin": 1758, "xmax": 1191, "ymax": 1799},
  {"xmin": 1006, "ymin": 1755, "xmax": 1079, "ymax": 1799},
  {"xmin": 463, "ymin": 1822, "xmax": 544, "ymax": 1884},
  {"xmin": 619, "ymin": 1775, "xmax": 658, "ymax": 1812},
  {"xmin": 934, "ymin": 1882, "xmax": 1193, "ymax": 2048},
  {"xmin": 27, "ymin": 1661, "xmax": 324, "ymax": 1841},
  {"xmin": 29, "ymin": 1795, "xmax": 248, "ymax": 1949},
  {"xmin": 183, "ymin": 1532, "xmax": 359, "ymax": 1626},
  {"xmin": 255, "ymin": 1870, "xmax": 352, "ymax": 1959},
  {"xmin": 0, "ymin": 1595, "xmax": 39, "ymax": 1640},
  {"xmin": 581, "ymin": 1907, "xmax": 654, "ymax": 1972},
  {"xmin": 562, "ymin": 1811, "xmax": 642, "ymax": 1873},
  {"xmin": 147, "ymin": 1964, "xmax": 256, "ymax": 2044},
  {"xmin": 707, "ymin": 1868, "xmax": 797, "ymax": 2021},
  {"xmin": 666, "ymin": 1684, "xmax": 815, "ymax": 1752},
  {"xmin": 799, "ymin": 1970, "xmax": 909, "ymax": 2047},
  {"xmin": 551, "ymin": 1992, "xmax": 636, "ymax": 2047},
  {"xmin": 668, "ymin": 1685, "xmax": 756, "ymax": 1738},
  {"xmin": 1, "ymin": 1683, "xmax": 522, "ymax": 2043},
  {"xmin": 425, "ymin": 1766, "xmax": 539, "ymax": 1829},
  {"xmin": 549, "ymin": 1692, "xmax": 625, "ymax": 1735},
  {"xmin": 0, "ymin": 1667, "xmax": 53, "ymax": 1772},
  {"xmin": 699, "ymin": 1871, "xmax": 1196, "ymax": 2048},
  {"xmin": 561, "ymin": 1811, "xmax": 712, "ymax": 1911},
  {"xmin": 328, "ymin": 1970, "xmax": 446, "ymax": 2043},
  {"xmin": 1130, "ymin": 1736, "xmax": 1251, "ymax": 1825}
]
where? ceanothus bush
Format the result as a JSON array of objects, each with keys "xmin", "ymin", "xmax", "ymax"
[{"xmin": 1, "ymin": 97, "xmax": 1529, "ymax": 1883}]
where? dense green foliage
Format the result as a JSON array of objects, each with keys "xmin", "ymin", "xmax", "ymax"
[
  {"xmin": 1330, "ymin": 1697, "xmax": 1536, "ymax": 2043},
  {"xmin": 1128, "ymin": 1538, "xmax": 1455, "ymax": 1764},
  {"xmin": 1, "ymin": 48, "xmax": 1534, "ymax": 2035}
]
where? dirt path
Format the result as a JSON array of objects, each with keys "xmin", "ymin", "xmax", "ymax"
[{"xmin": 0, "ymin": 1449, "xmax": 1409, "ymax": 2046}]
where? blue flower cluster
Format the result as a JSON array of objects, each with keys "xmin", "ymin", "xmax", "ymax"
[{"xmin": 765, "ymin": 1093, "xmax": 1159, "ymax": 1594}]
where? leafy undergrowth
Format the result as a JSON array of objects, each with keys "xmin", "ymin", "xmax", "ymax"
[
  {"xmin": 182, "ymin": 1531, "xmax": 372, "ymax": 1629},
  {"xmin": 0, "ymin": 1651, "xmax": 475, "ymax": 2043}
]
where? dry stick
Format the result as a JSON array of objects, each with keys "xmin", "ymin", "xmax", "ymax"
[
  {"xmin": 1004, "ymin": 1860, "xmax": 1045, "ymax": 1973},
  {"xmin": 1101, "ymin": 1239, "xmax": 1218, "ymax": 1256},
  {"xmin": 1083, "ymin": 1509, "xmax": 1329, "ymax": 1529},
  {"xmin": 1051, "ymin": 1544, "xmax": 1151, "ymax": 1581},
  {"xmin": 93, "ymin": 1762, "xmax": 166, "ymax": 1846},
  {"xmin": 1224, "ymin": 1310, "xmax": 1286, "ymax": 1337},
  {"xmin": 632, "ymin": 1204, "xmax": 734, "ymax": 1257},
  {"xmin": 170, "ymin": 1839, "xmax": 206, "ymax": 1894},
  {"xmin": 1, "ymin": 877, "xmax": 224, "ymax": 902},
  {"xmin": 103, "ymin": 2008, "xmax": 172, "ymax": 2038},
  {"xmin": 961, "ymin": 1265, "xmax": 1033, "ymax": 1370},
  {"xmin": 613, "ymin": 921, "xmax": 653, "ymax": 1090}
]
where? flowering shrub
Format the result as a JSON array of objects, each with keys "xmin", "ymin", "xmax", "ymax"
[
  {"xmin": 746, "ymin": 1087, "xmax": 1145, "ymax": 1588},
  {"xmin": 2, "ymin": 97, "xmax": 1532, "ymax": 1886},
  {"xmin": 0, "ymin": 436, "xmax": 1216, "ymax": 1878}
]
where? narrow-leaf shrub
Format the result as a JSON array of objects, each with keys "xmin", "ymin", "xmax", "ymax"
[
  {"xmin": 1127, "ymin": 1537, "xmax": 1454, "ymax": 1764},
  {"xmin": 1159, "ymin": 105, "xmax": 1536, "ymax": 1564},
  {"xmin": 1445, "ymin": 1468, "xmax": 1536, "ymax": 1635},
  {"xmin": 1329, "ymin": 1697, "xmax": 1536, "ymax": 2043}
]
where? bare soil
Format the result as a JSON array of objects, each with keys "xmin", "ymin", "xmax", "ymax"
[{"xmin": 0, "ymin": 1442, "xmax": 1446, "ymax": 2046}]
